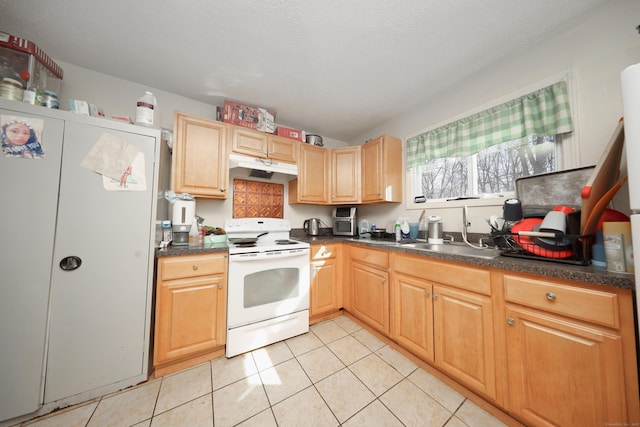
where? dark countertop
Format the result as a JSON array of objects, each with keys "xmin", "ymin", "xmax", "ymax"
[
  {"xmin": 155, "ymin": 231, "xmax": 635, "ymax": 291},
  {"xmin": 291, "ymin": 230, "xmax": 635, "ymax": 291}
]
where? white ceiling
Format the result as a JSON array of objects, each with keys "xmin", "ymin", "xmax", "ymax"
[{"xmin": 0, "ymin": 0, "xmax": 609, "ymax": 141}]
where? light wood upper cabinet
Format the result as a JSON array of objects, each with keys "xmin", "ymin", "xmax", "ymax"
[
  {"xmin": 503, "ymin": 274, "xmax": 639, "ymax": 426},
  {"xmin": 231, "ymin": 126, "xmax": 297, "ymax": 164},
  {"xmin": 330, "ymin": 146, "xmax": 361, "ymax": 204},
  {"xmin": 361, "ymin": 134, "xmax": 402, "ymax": 203},
  {"xmin": 172, "ymin": 112, "xmax": 229, "ymax": 198},
  {"xmin": 289, "ymin": 143, "xmax": 329, "ymax": 204},
  {"xmin": 154, "ymin": 253, "xmax": 227, "ymax": 376}
]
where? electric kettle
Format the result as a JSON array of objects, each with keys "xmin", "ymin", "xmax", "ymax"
[{"xmin": 303, "ymin": 218, "xmax": 321, "ymax": 236}]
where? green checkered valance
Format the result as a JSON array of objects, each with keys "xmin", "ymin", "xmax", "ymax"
[{"xmin": 407, "ymin": 81, "xmax": 573, "ymax": 168}]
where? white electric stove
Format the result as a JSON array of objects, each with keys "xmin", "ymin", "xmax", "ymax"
[{"xmin": 224, "ymin": 218, "xmax": 310, "ymax": 357}]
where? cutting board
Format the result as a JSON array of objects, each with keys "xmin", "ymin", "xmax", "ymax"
[{"xmin": 580, "ymin": 118, "xmax": 625, "ymax": 234}]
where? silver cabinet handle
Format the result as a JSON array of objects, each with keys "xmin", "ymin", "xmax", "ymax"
[
  {"xmin": 433, "ymin": 294, "xmax": 438, "ymax": 299},
  {"xmin": 424, "ymin": 290, "xmax": 431, "ymax": 297},
  {"xmin": 220, "ymin": 186, "xmax": 226, "ymax": 192},
  {"xmin": 381, "ymin": 277, "xmax": 386, "ymax": 283},
  {"xmin": 193, "ymin": 264, "xmax": 198, "ymax": 270},
  {"xmin": 545, "ymin": 292, "xmax": 556, "ymax": 301},
  {"xmin": 218, "ymin": 284, "xmax": 223, "ymax": 289},
  {"xmin": 506, "ymin": 317, "xmax": 515, "ymax": 326}
]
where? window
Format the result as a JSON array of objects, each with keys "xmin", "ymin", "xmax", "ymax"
[{"xmin": 407, "ymin": 81, "xmax": 573, "ymax": 204}]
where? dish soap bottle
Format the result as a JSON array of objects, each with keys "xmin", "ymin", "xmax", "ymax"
[{"xmin": 395, "ymin": 221, "xmax": 401, "ymax": 242}]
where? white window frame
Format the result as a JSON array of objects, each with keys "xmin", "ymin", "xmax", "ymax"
[{"xmin": 404, "ymin": 70, "xmax": 578, "ymax": 211}]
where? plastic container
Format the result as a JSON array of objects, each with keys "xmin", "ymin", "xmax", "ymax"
[
  {"xmin": 41, "ymin": 90, "xmax": 59, "ymax": 109},
  {"xmin": 359, "ymin": 218, "xmax": 370, "ymax": 236},
  {"xmin": 135, "ymin": 91, "xmax": 156, "ymax": 127},
  {"xmin": 395, "ymin": 222, "xmax": 401, "ymax": 242},
  {"xmin": 188, "ymin": 217, "xmax": 199, "ymax": 246}
]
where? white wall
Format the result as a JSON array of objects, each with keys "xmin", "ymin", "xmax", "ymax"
[{"xmin": 351, "ymin": 0, "xmax": 640, "ymax": 234}]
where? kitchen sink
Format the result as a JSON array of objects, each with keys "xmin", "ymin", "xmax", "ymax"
[{"xmin": 402, "ymin": 242, "xmax": 502, "ymax": 259}]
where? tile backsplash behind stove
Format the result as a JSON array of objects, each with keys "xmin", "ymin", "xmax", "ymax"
[{"xmin": 232, "ymin": 179, "xmax": 284, "ymax": 218}]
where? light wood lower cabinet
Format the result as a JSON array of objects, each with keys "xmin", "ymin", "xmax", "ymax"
[
  {"xmin": 390, "ymin": 253, "xmax": 497, "ymax": 400},
  {"xmin": 310, "ymin": 244, "xmax": 341, "ymax": 323},
  {"xmin": 503, "ymin": 274, "xmax": 640, "ymax": 426},
  {"xmin": 154, "ymin": 253, "xmax": 228, "ymax": 376},
  {"xmin": 350, "ymin": 246, "xmax": 390, "ymax": 335}
]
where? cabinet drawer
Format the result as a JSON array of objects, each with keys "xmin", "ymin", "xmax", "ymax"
[
  {"xmin": 504, "ymin": 275, "xmax": 620, "ymax": 328},
  {"xmin": 393, "ymin": 254, "xmax": 491, "ymax": 295},
  {"xmin": 350, "ymin": 246, "xmax": 388, "ymax": 269},
  {"xmin": 311, "ymin": 244, "xmax": 337, "ymax": 260},
  {"xmin": 159, "ymin": 254, "xmax": 227, "ymax": 281}
]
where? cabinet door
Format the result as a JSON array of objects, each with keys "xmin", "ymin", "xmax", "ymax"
[
  {"xmin": 331, "ymin": 146, "xmax": 360, "ymax": 204},
  {"xmin": 0, "ymin": 107, "xmax": 65, "ymax": 421},
  {"xmin": 505, "ymin": 306, "xmax": 628, "ymax": 426},
  {"xmin": 310, "ymin": 259, "xmax": 339, "ymax": 319},
  {"xmin": 172, "ymin": 112, "xmax": 229, "ymax": 198},
  {"xmin": 296, "ymin": 143, "xmax": 329, "ymax": 203},
  {"xmin": 232, "ymin": 126, "xmax": 268, "ymax": 158},
  {"xmin": 45, "ymin": 121, "xmax": 158, "ymax": 403},
  {"xmin": 361, "ymin": 136, "xmax": 384, "ymax": 202},
  {"xmin": 154, "ymin": 274, "xmax": 227, "ymax": 364},
  {"xmin": 433, "ymin": 285, "xmax": 496, "ymax": 400},
  {"xmin": 391, "ymin": 274, "xmax": 434, "ymax": 362},
  {"xmin": 268, "ymin": 136, "xmax": 297, "ymax": 164},
  {"xmin": 351, "ymin": 262, "xmax": 389, "ymax": 335}
]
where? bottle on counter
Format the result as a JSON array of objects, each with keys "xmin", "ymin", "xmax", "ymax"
[
  {"xmin": 135, "ymin": 91, "xmax": 156, "ymax": 127},
  {"xmin": 188, "ymin": 217, "xmax": 199, "ymax": 246},
  {"xmin": 395, "ymin": 222, "xmax": 401, "ymax": 242}
]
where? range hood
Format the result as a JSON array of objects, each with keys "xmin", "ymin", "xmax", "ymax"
[{"xmin": 228, "ymin": 153, "xmax": 298, "ymax": 177}]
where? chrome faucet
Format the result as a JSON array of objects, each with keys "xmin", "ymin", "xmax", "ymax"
[{"xmin": 462, "ymin": 205, "xmax": 487, "ymax": 249}]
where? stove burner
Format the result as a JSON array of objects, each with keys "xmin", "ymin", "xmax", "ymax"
[
  {"xmin": 274, "ymin": 239, "xmax": 298, "ymax": 245},
  {"xmin": 234, "ymin": 242, "xmax": 257, "ymax": 248}
]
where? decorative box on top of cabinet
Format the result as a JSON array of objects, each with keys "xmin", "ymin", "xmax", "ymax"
[
  {"xmin": 154, "ymin": 253, "xmax": 228, "ymax": 377},
  {"xmin": 361, "ymin": 134, "xmax": 402, "ymax": 203},
  {"xmin": 172, "ymin": 111, "xmax": 229, "ymax": 198},
  {"xmin": 502, "ymin": 273, "xmax": 640, "ymax": 426}
]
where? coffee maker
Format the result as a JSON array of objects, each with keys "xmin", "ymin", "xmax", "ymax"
[{"xmin": 171, "ymin": 199, "xmax": 196, "ymax": 246}]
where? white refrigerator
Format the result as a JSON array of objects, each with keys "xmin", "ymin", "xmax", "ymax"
[{"xmin": 621, "ymin": 63, "xmax": 640, "ymax": 329}]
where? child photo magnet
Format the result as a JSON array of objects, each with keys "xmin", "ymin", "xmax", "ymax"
[{"xmin": 1, "ymin": 115, "xmax": 45, "ymax": 159}]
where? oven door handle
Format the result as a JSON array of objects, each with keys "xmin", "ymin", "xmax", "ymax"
[{"xmin": 229, "ymin": 249, "xmax": 310, "ymax": 261}]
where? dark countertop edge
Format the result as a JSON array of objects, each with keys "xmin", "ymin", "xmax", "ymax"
[
  {"xmin": 156, "ymin": 243, "xmax": 229, "ymax": 257},
  {"xmin": 293, "ymin": 234, "xmax": 635, "ymax": 291},
  {"xmin": 155, "ymin": 235, "xmax": 635, "ymax": 291}
]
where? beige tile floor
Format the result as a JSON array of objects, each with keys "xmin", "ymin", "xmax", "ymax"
[{"xmin": 16, "ymin": 317, "xmax": 508, "ymax": 427}]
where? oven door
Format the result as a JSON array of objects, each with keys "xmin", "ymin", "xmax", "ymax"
[{"xmin": 227, "ymin": 248, "xmax": 310, "ymax": 328}]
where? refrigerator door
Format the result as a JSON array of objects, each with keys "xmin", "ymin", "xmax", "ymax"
[
  {"xmin": 621, "ymin": 63, "xmax": 640, "ymax": 209},
  {"xmin": 0, "ymin": 108, "xmax": 65, "ymax": 421}
]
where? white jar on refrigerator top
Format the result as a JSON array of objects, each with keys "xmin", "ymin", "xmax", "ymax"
[{"xmin": 135, "ymin": 91, "xmax": 156, "ymax": 127}]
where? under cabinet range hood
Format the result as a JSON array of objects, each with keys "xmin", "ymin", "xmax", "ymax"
[{"xmin": 228, "ymin": 153, "xmax": 298, "ymax": 178}]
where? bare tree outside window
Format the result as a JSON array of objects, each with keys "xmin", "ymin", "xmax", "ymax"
[{"xmin": 412, "ymin": 136, "xmax": 558, "ymax": 200}]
